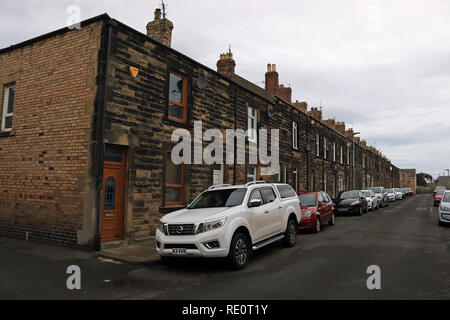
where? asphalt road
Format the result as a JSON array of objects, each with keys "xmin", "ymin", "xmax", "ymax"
[{"xmin": 1, "ymin": 193, "xmax": 449, "ymax": 300}]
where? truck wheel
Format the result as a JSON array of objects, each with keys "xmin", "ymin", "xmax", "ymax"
[
  {"xmin": 283, "ymin": 218, "xmax": 298, "ymax": 247},
  {"xmin": 227, "ymin": 233, "xmax": 251, "ymax": 270}
]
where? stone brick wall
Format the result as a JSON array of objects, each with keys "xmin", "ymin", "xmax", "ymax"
[
  {"xmin": 0, "ymin": 21, "xmax": 104, "ymax": 246},
  {"xmin": 103, "ymin": 21, "xmax": 400, "ymax": 241}
]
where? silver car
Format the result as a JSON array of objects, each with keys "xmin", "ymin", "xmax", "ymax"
[
  {"xmin": 438, "ymin": 191, "xmax": 450, "ymax": 227},
  {"xmin": 362, "ymin": 189, "xmax": 378, "ymax": 211}
]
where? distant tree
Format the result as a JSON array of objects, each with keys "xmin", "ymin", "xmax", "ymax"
[{"xmin": 417, "ymin": 172, "xmax": 432, "ymax": 187}]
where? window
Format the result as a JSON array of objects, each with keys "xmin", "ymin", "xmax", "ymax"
[
  {"xmin": 165, "ymin": 153, "xmax": 185, "ymax": 205},
  {"xmin": 283, "ymin": 164, "xmax": 287, "ymax": 183},
  {"xmin": 247, "ymin": 167, "xmax": 256, "ymax": 182},
  {"xmin": 2, "ymin": 84, "xmax": 15, "ymax": 132},
  {"xmin": 340, "ymin": 146, "xmax": 343, "ymax": 164},
  {"xmin": 324, "ymin": 172, "xmax": 327, "ymax": 192},
  {"xmin": 104, "ymin": 177, "xmax": 116, "ymax": 210},
  {"xmin": 316, "ymin": 133, "xmax": 320, "ymax": 156},
  {"xmin": 261, "ymin": 188, "xmax": 277, "ymax": 203},
  {"xmin": 347, "ymin": 147, "xmax": 350, "ymax": 165},
  {"xmin": 168, "ymin": 70, "xmax": 188, "ymax": 123},
  {"xmin": 292, "ymin": 121, "xmax": 298, "ymax": 149},
  {"xmin": 189, "ymin": 188, "xmax": 246, "ymax": 209},
  {"xmin": 338, "ymin": 176, "xmax": 343, "ymax": 193},
  {"xmin": 333, "ymin": 142, "xmax": 336, "ymax": 162},
  {"xmin": 248, "ymin": 107, "xmax": 257, "ymax": 143},
  {"xmin": 276, "ymin": 184, "xmax": 297, "ymax": 198},
  {"xmin": 248, "ymin": 189, "xmax": 263, "ymax": 204},
  {"xmin": 323, "ymin": 137, "xmax": 327, "ymax": 159},
  {"xmin": 362, "ymin": 156, "xmax": 366, "ymax": 168}
]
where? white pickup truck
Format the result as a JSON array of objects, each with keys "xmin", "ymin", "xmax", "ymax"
[{"xmin": 156, "ymin": 181, "xmax": 302, "ymax": 269}]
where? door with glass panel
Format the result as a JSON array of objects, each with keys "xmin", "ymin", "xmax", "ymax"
[{"xmin": 101, "ymin": 145, "xmax": 126, "ymax": 243}]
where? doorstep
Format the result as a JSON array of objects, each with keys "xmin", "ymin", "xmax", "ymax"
[{"xmin": 97, "ymin": 237, "xmax": 161, "ymax": 266}]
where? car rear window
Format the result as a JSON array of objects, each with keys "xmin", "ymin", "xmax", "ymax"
[
  {"xmin": 298, "ymin": 193, "xmax": 317, "ymax": 207},
  {"xmin": 370, "ymin": 187, "xmax": 382, "ymax": 193},
  {"xmin": 276, "ymin": 184, "xmax": 297, "ymax": 198}
]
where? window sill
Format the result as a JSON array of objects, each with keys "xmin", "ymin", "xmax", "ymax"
[
  {"xmin": 0, "ymin": 132, "xmax": 13, "ymax": 138},
  {"xmin": 163, "ymin": 117, "xmax": 192, "ymax": 129}
]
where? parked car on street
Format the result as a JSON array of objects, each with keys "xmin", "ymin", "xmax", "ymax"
[
  {"xmin": 386, "ymin": 189, "xmax": 396, "ymax": 202},
  {"xmin": 393, "ymin": 188, "xmax": 404, "ymax": 200},
  {"xmin": 368, "ymin": 187, "xmax": 389, "ymax": 207},
  {"xmin": 434, "ymin": 190, "xmax": 445, "ymax": 207},
  {"xmin": 297, "ymin": 191, "xmax": 335, "ymax": 233},
  {"xmin": 335, "ymin": 190, "xmax": 368, "ymax": 216},
  {"xmin": 433, "ymin": 186, "xmax": 446, "ymax": 197},
  {"xmin": 156, "ymin": 181, "xmax": 301, "ymax": 269},
  {"xmin": 438, "ymin": 191, "xmax": 450, "ymax": 227},
  {"xmin": 362, "ymin": 189, "xmax": 378, "ymax": 211}
]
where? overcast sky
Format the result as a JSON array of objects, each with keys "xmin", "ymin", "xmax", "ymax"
[{"xmin": 1, "ymin": 0, "xmax": 449, "ymax": 178}]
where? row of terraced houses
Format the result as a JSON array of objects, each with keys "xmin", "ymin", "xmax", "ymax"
[{"xmin": 0, "ymin": 10, "xmax": 401, "ymax": 249}]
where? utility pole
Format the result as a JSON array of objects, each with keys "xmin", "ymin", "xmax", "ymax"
[{"xmin": 352, "ymin": 131, "xmax": 360, "ymax": 189}]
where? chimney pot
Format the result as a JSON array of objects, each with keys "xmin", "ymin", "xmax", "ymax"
[{"xmin": 147, "ymin": 8, "xmax": 174, "ymax": 47}]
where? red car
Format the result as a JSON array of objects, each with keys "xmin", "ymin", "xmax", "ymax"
[
  {"xmin": 434, "ymin": 190, "xmax": 445, "ymax": 207},
  {"xmin": 297, "ymin": 191, "xmax": 335, "ymax": 233}
]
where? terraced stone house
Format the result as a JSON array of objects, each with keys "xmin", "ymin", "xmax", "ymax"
[{"xmin": 0, "ymin": 10, "xmax": 400, "ymax": 248}]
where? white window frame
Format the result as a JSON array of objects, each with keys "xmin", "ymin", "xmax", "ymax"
[
  {"xmin": 2, "ymin": 84, "xmax": 15, "ymax": 132},
  {"xmin": 323, "ymin": 137, "xmax": 327, "ymax": 159},
  {"xmin": 316, "ymin": 133, "xmax": 320, "ymax": 156},
  {"xmin": 247, "ymin": 107, "xmax": 257, "ymax": 143},
  {"xmin": 347, "ymin": 147, "xmax": 350, "ymax": 165},
  {"xmin": 340, "ymin": 146, "xmax": 343, "ymax": 164},
  {"xmin": 333, "ymin": 142, "xmax": 336, "ymax": 162},
  {"xmin": 292, "ymin": 121, "xmax": 298, "ymax": 149},
  {"xmin": 324, "ymin": 172, "xmax": 327, "ymax": 192},
  {"xmin": 247, "ymin": 167, "xmax": 256, "ymax": 182},
  {"xmin": 362, "ymin": 156, "xmax": 366, "ymax": 168}
]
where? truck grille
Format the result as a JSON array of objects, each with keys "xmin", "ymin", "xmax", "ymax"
[{"xmin": 167, "ymin": 224, "xmax": 196, "ymax": 236}]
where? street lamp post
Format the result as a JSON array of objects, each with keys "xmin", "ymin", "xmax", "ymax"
[{"xmin": 352, "ymin": 131, "xmax": 360, "ymax": 189}]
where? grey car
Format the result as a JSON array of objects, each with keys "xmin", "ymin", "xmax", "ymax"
[{"xmin": 368, "ymin": 186, "xmax": 389, "ymax": 208}]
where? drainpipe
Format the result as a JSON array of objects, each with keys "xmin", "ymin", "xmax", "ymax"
[
  {"xmin": 93, "ymin": 20, "xmax": 114, "ymax": 251},
  {"xmin": 233, "ymin": 86, "xmax": 238, "ymax": 184}
]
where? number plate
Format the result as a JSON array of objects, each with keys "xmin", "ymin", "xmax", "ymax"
[
  {"xmin": 172, "ymin": 248, "xmax": 186, "ymax": 255},
  {"xmin": 339, "ymin": 208, "xmax": 348, "ymax": 212}
]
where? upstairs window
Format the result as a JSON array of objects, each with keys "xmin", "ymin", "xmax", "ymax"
[
  {"xmin": 347, "ymin": 147, "xmax": 350, "ymax": 165},
  {"xmin": 362, "ymin": 156, "xmax": 366, "ymax": 168},
  {"xmin": 247, "ymin": 167, "xmax": 256, "ymax": 182},
  {"xmin": 333, "ymin": 142, "xmax": 336, "ymax": 162},
  {"xmin": 2, "ymin": 84, "xmax": 15, "ymax": 132},
  {"xmin": 316, "ymin": 133, "xmax": 320, "ymax": 156},
  {"xmin": 292, "ymin": 121, "xmax": 298, "ymax": 149},
  {"xmin": 248, "ymin": 107, "xmax": 257, "ymax": 143},
  {"xmin": 168, "ymin": 70, "xmax": 188, "ymax": 123},
  {"xmin": 323, "ymin": 137, "xmax": 327, "ymax": 159},
  {"xmin": 340, "ymin": 146, "xmax": 343, "ymax": 164}
]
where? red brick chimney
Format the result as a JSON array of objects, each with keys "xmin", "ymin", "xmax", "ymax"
[
  {"xmin": 308, "ymin": 107, "xmax": 322, "ymax": 121},
  {"xmin": 217, "ymin": 50, "xmax": 236, "ymax": 77},
  {"xmin": 277, "ymin": 84, "xmax": 292, "ymax": 103},
  {"xmin": 335, "ymin": 121, "xmax": 346, "ymax": 135},
  {"xmin": 146, "ymin": 8, "xmax": 174, "ymax": 47},
  {"xmin": 265, "ymin": 64, "xmax": 279, "ymax": 94},
  {"xmin": 293, "ymin": 101, "xmax": 308, "ymax": 113}
]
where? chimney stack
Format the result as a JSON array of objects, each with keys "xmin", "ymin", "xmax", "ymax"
[
  {"xmin": 293, "ymin": 101, "xmax": 308, "ymax": 113},
  {"xmin": 308, "ymin": 107, "xmax": 322, "ymax": 121},
  {"xmin": 335, "ymin": 121, "xmax": 346, "ymax": 134},
  {"xmin": 146, "ymin": 8, "xmax": 174, "ymax": 47},
  {"xmin": 265, "ymin": 64, "xmax": 279, "ymax": 94},
  {"xmin": 217, "ymin": 50, "xmax": 236, "ymax": 77}
]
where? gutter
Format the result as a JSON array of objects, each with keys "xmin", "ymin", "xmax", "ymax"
[{"xmin": 93, "ymin": 19, "xmax": 114, "ymax": 251}]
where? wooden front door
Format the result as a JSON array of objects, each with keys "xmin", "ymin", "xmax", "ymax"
[{"xmin": 101, "ymin": 146, "xmax": 126, "ymax": 243}]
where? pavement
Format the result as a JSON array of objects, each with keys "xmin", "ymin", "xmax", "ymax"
[
  {"xmin": 0, "ymin": 193, "xmax": 449, "ymax": 300},
  {"xmin": 98, "ymin": 238, "xmax": 160, "ymax": 265}
]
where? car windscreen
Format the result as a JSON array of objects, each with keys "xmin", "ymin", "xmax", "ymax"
[
  {"xmin": 386, "ymin": 189, "xmax": 393, "ymax": 193},
  {"xmin": 298, "ymin": 194, "xmax": 317, "ymax": 207},
  {"xmin": 340, "ymin": 191, "xmax": 360, "ymax": 199},
  {"xmin": 370, "ymin": 187, "xmax": 382, "ymax": 193},
  {"xmin": 362, "ymin": 191, "xmax": 371, "ymax": 197},
  {"xmin": 188, "ymin": 188, "xmax": 246, "ymax": 209},
  {"xmin": 436, "ymin": 190, "xmax": 445, "ymax": 196},
  {"xmin": 443, "ymin": 193, "xmax": 450, "ymax": 202}
]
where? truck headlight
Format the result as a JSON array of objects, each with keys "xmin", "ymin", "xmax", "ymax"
[
  {"xmin": 158, "ymin": 221, "xmax": 166, "ymax": 234},
  {"xmin": 203, "ymin": 217, "xmax": 227, "ymax": 233}
]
